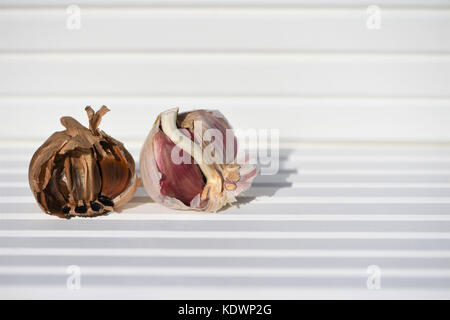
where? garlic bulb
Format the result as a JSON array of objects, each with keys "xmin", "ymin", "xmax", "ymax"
[
  {"xmin": 29, "ymin": 106, "xmax": 140, "ymax": 218},
  {"xmin": 140, "ymin": 108, "xmax": 257, "ymax": 212}
]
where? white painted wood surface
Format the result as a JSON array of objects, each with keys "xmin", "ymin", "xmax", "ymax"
[
  {"xmin": 2, "ymin": 96, "xmax": 450, "ymax": 142},
  {"xmin": 1, "ymin": 142, "xmax": 450, "ymax": 299},
  {"xmin": 0, "ymin": 0, "xmax": 450, "ymax": 300},
  {"xmin": 0, "ymin": 1, "xmax": 449, "ymax": 141},
  {"xmin": 2, "ymin": 0, "xmax": 450, "ymax": 8},
  {"xmin": 2, "ymin": 54, "xmax": 450, "ymax": 97},
  {"xmin": 1, "ymin": 8, "xmax": 450, "ymax": 53}
]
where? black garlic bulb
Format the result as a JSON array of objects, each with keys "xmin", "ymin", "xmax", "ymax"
[{"xmin": 28, "ymin": 106, "xmax": 140, "ymax": 218}]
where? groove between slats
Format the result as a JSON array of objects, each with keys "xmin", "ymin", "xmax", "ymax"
[
  {"xmin": 3, "ymin": 237, "xmax": 449, "ymax": 251},
  {"xmin": 4, "ymin": 182, "xmax": 450, "ymax": 189},
  {"xmin": 1, "ymin": 230, "xmax": 450, "ymax": 237},
  {"xmin": 3, "ymin": 196, "xmax": 450, "ymax": 204},
  {"xmin": 3, "ymin": 186, "xmax": 450, "ymax": 198},
  {"xmin": 1, "ymin": 266, "xmax": 449, "ymax": 278},
  {"xmin": 2, "ymin": 220, "xmax": 446, "ymax": 233},
  {"xmin": 2, "ymin": 214, "xmax": 450, "ymax": 222},
  {"xmin": 6, "ymin": 173, "xmax": 450, "ymax": 183},
  {"xmin": 2, "ymin": 141, "xmax": 450, "ymax": 150},
  {"xmin": 1, "ymin": 256, "xmax": 448, "ymax": 268},
  {"xmin": 3, "ymin": 203, "xmax": 449, "ymax": 215},
  {"xmin": 5, "ymin": 155, "xmax": 450, "ymax": 162},
  {"xmin": 4, "ymin": 169, "xmax": 450, "ymax": 175},
  {"xmin": 1, "ymin": 248, "xmax": 450, "ymax": 258},
  {"xmin": 4, "ymin": 160, "xmax": 450, "ymax": 171}
]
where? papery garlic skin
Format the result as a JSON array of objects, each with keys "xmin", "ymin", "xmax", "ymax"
[
  {"xmin": 140, "ymin": 107, "xmax": 258, "ymax": 212},
  {"xmin": 29, "ymin": 106, "xmax": 140, "ymax": 218}
]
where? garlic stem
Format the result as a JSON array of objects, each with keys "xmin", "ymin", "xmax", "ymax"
[{"xmin": 160, "ymin": 108, "xmax": 222, "ymax": 197}]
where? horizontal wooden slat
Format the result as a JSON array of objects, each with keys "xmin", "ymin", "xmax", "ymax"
[
  {"xmin": 7, "ymin": 158, "xmax": 450, "ymax": 170},
  {"xmin": 1, "ymin": 142, "xmax": 449, "ymax": 298},
  {"xmin": 6, "ymin": 195, "xmax": 450, "ymax": 205},
  {"xmin": 0, "ymin": 219, "xmax": 447, "ymax": 232},
  {"xmin": 1, "ymin": 235, "xmax": 450, "ymax": 250},
  {"xmin": 2, "ymin": 254, "xmax": 448, "ymax": 269},
  {"xmin": 0, "ymin": 266, "xmax": 449, "ymax": 293},
  {"xmin": 1, "ymin": 0, "xmax": 450, "ymax": 8},
  {"xmin": 7, "ymin": 171, "xmax": 450, "ymax": 184},
  {"xmin": 1, "ymin": 274, "xmax": 449, "ymax": 292},
  {"xmin": 5, "ymin": 201, "xmax": 450, "ymax": 215},
  {"xmin": 2, "ymin": 54, "xmax": 449, "ymax": 97},
  {"xmin": 3, "ymin": 266, "xmax": 450, "ymax": 278},
  {"xmin": 4, "ymin": 215, "xmax": 450, "ymax": 222},
  {"xmin": 1, "ymin": 247, "xmax": 449, "ymax": 258},
  {"xmin": 1, "ymin": 9, "xmax": 449, "ymax": 53},
  {"xmin": 1, "ymin": 0, "xmax": 450, "ymax": 300},
  {"xmin": 4, "ymin": 185, "xmax": 450, "ymax": 198},
  {"xmin": 1, "ymin": 286, "xmax": 449, "ymax": 300},
  {"xmin": 5, "ymin": 143, "xmax": 450, "ymax": 156},
  {"xmin": 1, "ymin": 97, "xmax": 449, "ymax": 141}
]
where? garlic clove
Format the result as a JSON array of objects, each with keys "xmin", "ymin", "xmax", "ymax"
[
  {"xmin": 140, "ymin": 107, "xmax": 257, "ymax": 212},
  {"xmin": 29, "ymin": 106, "xmax": 140, "ymax": 218},
  {"xmin": 98, "ymin": 145, "xmax": 132, "ymax": 199},
  {"xmin": 153, "ymin": 130, "xmax": 205, "ymax": 206},
  {"xmin": 140, "ymin": 113, "xmax": 201, "ymax": 211}
]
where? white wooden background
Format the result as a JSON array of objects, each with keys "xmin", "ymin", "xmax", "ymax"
[
  {"xmin": 1, "ymin": 0, "xmax": 450, "ymax": 300},
  {"xmin": 0, "ymin": 0, "xmax": 449, "ymax": 142}
]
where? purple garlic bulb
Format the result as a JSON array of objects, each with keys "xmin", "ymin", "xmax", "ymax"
[{"xmin": 140, "ymin": 108, "xmax": 257, "ymax": 212}]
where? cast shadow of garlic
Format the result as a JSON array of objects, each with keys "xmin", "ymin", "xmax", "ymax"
[
  {"xmin": 228, "ymin": 149, "xmax": 296, "ymax": 209},
  {"xmin": 116, "ymin": 172, "xmax": 155, "ymax": 212}
]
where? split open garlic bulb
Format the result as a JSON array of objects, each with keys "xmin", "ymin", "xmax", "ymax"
[
  {"xmin": 28, "ymin": 106, "xmax": 140, "ymax": 218},
  {"xmin": 140, "ymin": 108, "xmax": 257, "ymax": 212}
]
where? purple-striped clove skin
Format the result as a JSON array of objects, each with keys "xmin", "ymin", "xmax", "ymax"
[
  {"xmin": 153, "ymin": 130, "xmax": 205, "ymax": 206},
  {"xmin": 29, "ymin": 106, "xmax": 141, "ymax": 218},
  {"xmin": 140, "ymin": 108, "xmax": 258, "ymax": 212}
]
